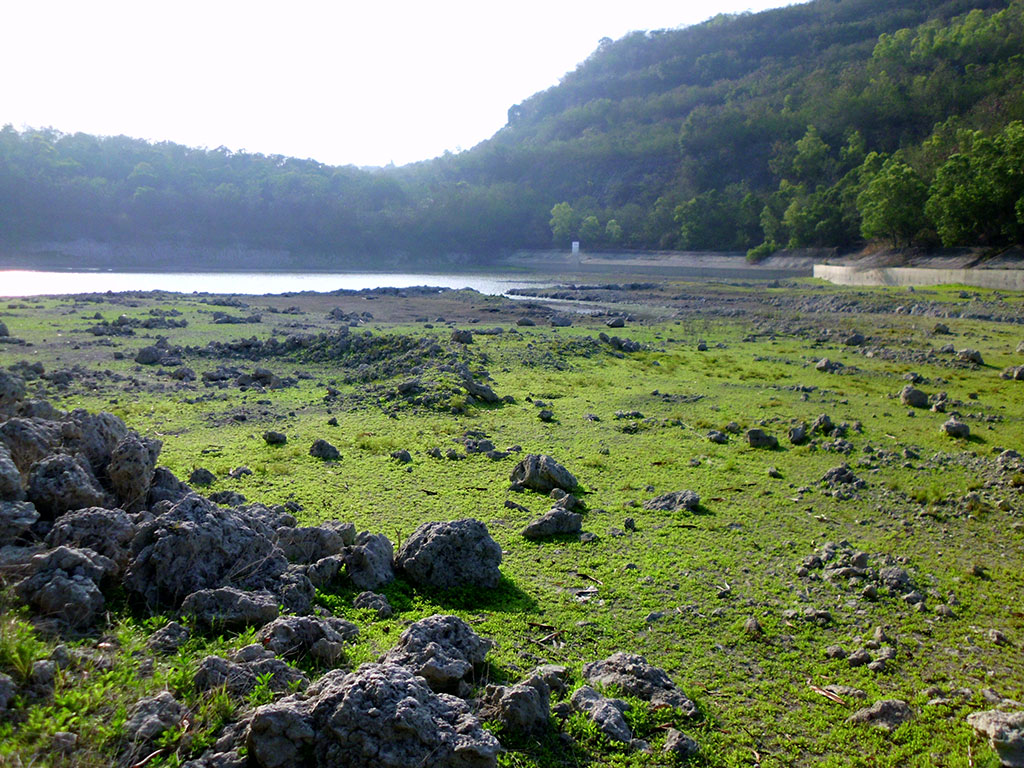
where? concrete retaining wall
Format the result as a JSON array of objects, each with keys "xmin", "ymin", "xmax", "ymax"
[{"xmin": 814, "ymin": 264, "xmax": 1024, "ymax": 291}]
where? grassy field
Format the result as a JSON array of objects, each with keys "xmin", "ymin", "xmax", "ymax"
[{"xmin": 1, "ymin": 280, "xmax": 1022, "ymax": 767}]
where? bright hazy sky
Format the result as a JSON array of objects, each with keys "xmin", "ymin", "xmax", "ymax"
[{"xmin": 2, "ymin": 0, "xmax": 799, "ymax": 168}]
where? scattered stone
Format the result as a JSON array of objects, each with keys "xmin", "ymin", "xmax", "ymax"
[
  {"xmin": 958, "ymin": 348, "xmax": 984, "ymax": 365},
  {"xmin": 967, "ymin": 710, "xmax": 1024, "ymax": 768},
  {"xmin": 1, "ymin": 500, "xmax": 39, "ymax": 546},
  {"xmin": 847, "ymin": 699, "xmax": 912, "ymax": 731},
  {"xmin": 309, "ymin": 439, "xmax": 341, "ymax": 460},
  {"xmin": 522, "ymin": 507, "xmax": 582, "ymax": 539},
  {"xmin": 744, "ymin": 616, "xmax": 764, "ymax": 637},
  {"xmin": 745, "ymin": 429, "xmax": 778, "ymax": 449},
  {"xmin": 900, "ymin": 385, "xmax": 928, "ymax": 408},
  {"xmin": 480, "ymin": 674, "xmax": 552, "ymax": 735},
  {"xmin": 44, "ymin": 506, "xmax": 136, "ymax": 573},
  {"xmin": 816, "ymin": 358, "xmax": 843, "ymax": 373},
  {"xmin": 382, "ymin": 614, "xmax": 493, "ymax": 694},
  {"xmin": 343, "ymin": 531, "xmax": 394, "ymax": 591},
  {"xmin": 843, "ymin": 332, "xmax": 865, "ymax": 346},
  {"xmin": 147, "ymin": 622, "xmax": 190, "ymax": 654},
  {"xmin": 189, "ymin": 467, "xmax": 217, "ymax": 486},
  {"xmin": 570, "ymin": 686, "xmax": 632, "ymax": 743},
  {"xmin": 263, "ymin": 431, "xmax": 287, "ymax": 445},
  {"xmin": 108, "ymin": 433, "xmax": 161, "ymax": 512},
  {"xmin": 276, "ymin": 523, "xmax": 350, "ymax": 564},
  {"xmin": 353, "ymin": 591, "xmax": 393, "ymax": 618},
  {"xmin": 125, "ymin": 691, "xmax": 185, "ymax": 744},
  {"xmin": 396, "ymin": 519, "xmax": 502, "ymax": 590},
  {"xmin": 789, "ymin": 423, "xmax": 808, "ymax": 444},
  {"xmin": 822, "ymin": 464, "xmax": 865, "ymax": 488},
  {"xmin": 26, "ymin": 454, "xmax": 108, "ymax": 518},
  {"xmin": 194, "ymin": 653, "xmax": 307, "ymax": 698},
  {"xmin": 14, "ymin": 546, "xmax": 116, "ymax": 628},
  {"xmin": 942, "ymin": 417, "xmax": 970, "ymax": 439},
  {"xmin": 256, "ymin": 615, "xmax": 359, "ymax": 663},
  {"xmin": 663, "ymin": 728, "xmax": 699, "ymax": 758},
  {"xmin": 451, "ymin": 329, "xmax": 473, "ymax": 344},
  {"xmin": 509, "ymin": 454, "xmax": 579, "ymax": 493},
  {"xmin": 606, "ymin": 317, "xmax": 625, "ymax": 328},
  {"xmin": 707, "ymin": 430, "xmax": 728, "ymax": 444},
  {"xmin": 182, "ymin": 587, "xmax": 280, "ymax": 632},
  {"xmin": 644, "ymin": 489, "xmax": 700, "ymax": 512},
  {"xmin": 582, "ymin": 652, "xmax": 696, "ymax": 715}
]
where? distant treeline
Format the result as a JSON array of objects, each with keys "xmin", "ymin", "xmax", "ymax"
[{"xmin": 2, "ymin": 0, "xmax": 1023, "ymax": 264}]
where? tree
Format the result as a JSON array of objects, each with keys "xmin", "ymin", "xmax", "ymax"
[
  {"xmin": 578, "ymin": 215, "xmax": 602, "ymax": 245},
  {"xmin": 857, "ymin": 153, "xmax": 928, "ymax": 246},
  {"xmin": 605, "ymin": 218, "xmax": 623, "ymax": 245},
  {"xmin": 549, "ymin": 202, "xmax": 577, "ymax": 245}
]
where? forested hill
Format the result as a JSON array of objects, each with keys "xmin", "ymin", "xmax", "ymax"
[{"xmin": 3, "ymin": 0, "xmax": 1024, "ymax": 266}]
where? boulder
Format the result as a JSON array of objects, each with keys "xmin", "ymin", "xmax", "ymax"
[
  {"xmin": 462, "ymin": 377, "xmax": 500, "ymax": 403},
  {"xmin": 396, "ymin": 519, "xmax": 502, "ymax": 590},
  {"xmin": 451, "ymin": 329, "xmax": 473, "ymax": 344},
  {"xmin": 789, "ymin": 423, "xmax": 808, "ymax": 444},
  {"xmin": 256, "ymin": 616, "xmax": 359, "ymax": 663},
  {"xmin": 664, "ymin": 728, "xmax": 700, "ymax": 758},
  {"xmin": 745, "ymin": 429, "xmax": 778, "ymax": 449},
  {"xmin": 63, "ymin": 410, "xmax": 129, "ymax": 479},
  {"xmin": 147, "ymin": 621, "xmax": 191, "ymax": 654},
  {"xmin": 107, "ymin": 433, "xmax": 161, "ymax": 512},
  {"xmin": 14, "ymin": 546, "xmax": 117, "ymax": 628},
  {"xmin": 383, "ymin": 614, "xmax": 493, "ymax": 694},
  {"xmin": 847, "ymin": 699, "xmax": 912, "ymax": 731},
  {"xmin": 0, "ymin": 444, "xmax": 24, "ymax": 502},
  {"xmin": 967, "ymin": 710, "xmax": 1024, "ymax": 768},
  {"xmin": 44, "ymin": 507, "xmax": 136, "ymax": 573},
  {"xmin": 135, "ymin": 346, "xmax": 163, "ymax": 365},
  {"xmin": 522, "ymin": 507, "xmax": 582, "ymax": 540},
  {"xmin": 181, "ymin": 587, "xmax": 280, "ymax": 632},
  {"xmin": 1001, "ymin": 365, "xmax": 1024, "ymax": 381},
  {"xmin": 276, "ymin": 524, "xmax": 349, "ymax": 564},
  {"xmin": 509, "ymin": 454, "xmax": 579, "ymax": 493},
  {"xmin": 900, "ymin": 385, "xmax": 928, "ymax": 408},
  {"xmin": 570, "ymin": 686, "xmax": 632, "ymax": 743},
  {"xmin": 263, "ymin": 431, "xmax": 287, "ymax": 445},
  {"xmin": 0, "ymin": 500, "xmax": 39, "ymax": 546},
  {"xmin": 957, "ymin": 348, "xmax": 984, "ymax": 365},
  {"xmin": 480, "ymin": 675, "xmax": 551, "ymax": 735},
  {"xmin": 0, "ymin": 418, "xmax": 62, "ymax": 474},
  {"xmin": 147, "ymin": 466, "xmax": 193, "ymax": 507},
  {"xmin": 125, "ymin": 691, "xmax": 185, "ymax": 744},
  {"xmin": 26, "ymin": 454, "xmax": 108, "ymax": 518},
  {"xmin": 353, "ymin": 591, "xmax": 393, "ymax": 618},
  {"xmin": 189, "ymin": 467, "xmax": 217, "ymax": 486},
  {"xmin": 942, "ymin": 417, "xmax": 970, "ymax": 439},
  {"xmin": 194, "ymin": 653, "xmax": 307, "ymax": 697},
  {"xmin": 247, "ymin": 663, "xmax": 499, "ymax": 768},
  {"xmin": 309, "ymin": 439, "xmax": 341, "ymax": 461},
  {"xmin": 582, "ymin": 652, "xmax": 697, "ymax": 715},
  {"xmin": 343, "ymin": 531, "xmax": 394, "ymax": 591},
  {"xmin": 0, "ymin": 371, "xmax": 26, "ymax": 411},
  {"xmin": 125, "ymin": 494, "xmax": 287, "ymax": 609},
  {"xmin": 643, "ymin": 490, "xmax": 700, "ymax": 512}
]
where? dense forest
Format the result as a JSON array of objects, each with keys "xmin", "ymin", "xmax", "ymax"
[{"xmin": 2, "ymin": 0, "xmax": 1024, "ymax": 265}]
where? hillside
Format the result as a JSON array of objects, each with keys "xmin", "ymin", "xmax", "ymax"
[{"xmin": 2, "ymin": 0, "xmax": 1023, "ymax": 266}]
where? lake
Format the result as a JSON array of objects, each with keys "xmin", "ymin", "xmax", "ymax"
[{"xmin": 0, "ymin": 270, "xmax": 554, "ymax": 298}]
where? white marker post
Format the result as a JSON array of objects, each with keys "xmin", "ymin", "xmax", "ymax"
[{"xmin": 571, "ymin": 240, "xmax": 580, "ymax": 266}]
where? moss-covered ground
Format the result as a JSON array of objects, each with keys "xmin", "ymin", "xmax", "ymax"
[{"xmin": 0, "ymin": 280, "xmax": 1021, "ymax": 767}]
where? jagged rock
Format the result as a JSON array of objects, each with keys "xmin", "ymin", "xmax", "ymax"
[
  {"xmin": 210, "ymin": 490, "xmax": 247, "ymax": 506},
  {"xmin": 396, "ymin": 519, "xmax": 502, "ymax": 590},
  {"xmin": 847, "ymin": 699, "xmax": 912, "ymax": 730},
  {"xmin": 583, "ymin": 652, "xmax": 697, "ymax": 715},
  {"xmin": 107, "ymin": 433, "xmax": 161, "ymax": 512},
  {"xmin": 816, "ymin": 358, "xmax": 843, "ymax": 373},
  {"xmin": 182, "ymin": 587, "xmax": 280, "ymax": 632},
  {"xmin": 353, "ymin": 591, "xmax": 393, "ymax": 618},
  {"xmin": 189, "ymin": 467, "xmax": 217, "ymax": 486},
  {"xmin": 256, "ymin": 616, "xmax": 359, "ymax": 663},
  {"xmin": 14, "ymin": 546, "xmax": 116, "ymax": 628},
  {"xmin": 304, "ymin": 555, "xmax": 344, "ymax": 589},
  {"xmin": 0, "ymin": 443, "xmax": 24, "ymax": 501},
  {"xmin": 643, "ymin": 489, "xmax": 700, "ymax": 512},
  {"xmin": 44, "ymin": 507, "xmax": 136, "ymax": 573},
  {"xmin": 276, "ymin": 523, "xmax": 350, "ymax": 564},
  {"xmin": 462, "ymin": 377, "xmax": 500, "ymax": 403},
  {"xmin": 822, "ymin": 464, "xmax": 864, "ymax": 488},
  {"xmin": 194, "ymin": 654, "xmax": 307, "ymax": 697},
  {"xmin": 0, "ymin": 500, "xmax": 39, "ymax": 546},
  {"xmin": 707, "ymin": 430, "xmax": 728, "ymax": 444},
  {"xmin": 63, "ymin": 410, "xmax": 129, "ymax": 479},
  {"xmin": 901, "ymin": 385, "xmax": 928, "ymax": 408},
  {"xmin": 26, "ymin": 454, "xmax": 108, "ymax": 517},
  {"xmin": 789, "ymin": 423, "xmax": 808, "ymax": 444},
  {"xmin": 383, "ymin": 614, "xmax": 493, "ymax": 694},
  {"xmin": 451, "ymin": 329, "xmax": 473, "ymax": 344},
  {"xmin": 664, "ymin": 727, "xmax": 699, "ymax": 757},
  {"xmin": 263, "ymin": 431, "xmax": 287, "ymax": 445},
  {"xmin": 309, "ymin": 439, "xmax": 341, "ymax": 460},
  {"xmin": 480, "ymin": 675, "xmax": 551, "ymax": 735},
  {"xmin": 147, "ymin": 466, "xmax": 192, "ymax": 506},
  {"xmin": 570, "ymin": 686, "xmax": 632, "ymax": 743},
  {"xmin": 843, "ymin": 332, "xmax": 866, "ymax": 346},
  {"xmin": 522, "ymin": 507, "xmax": 582, "ymax": 540},
  {"xmin": 247, "ymin": 663, "xmax": 499, "ymax": 768},
  {"xmin": 125, "ymin": 494, "xmax": 287, "ymax": 609},
  {"xmin": 942, "ymin": 417, "xmax": 970, "ymax": 439},
  {"xmin": 343, "ymin": 531, "xmax": 394, "ymax": 591},
  {"xmin": 135, "ymin": 346, "xmax": 163, "ymax": 364},
  {"xmin": 509, "ymin": 454, "xmax": 579, "ymax": 493},
  {"xmin": 1001, "ymin": 365, "xmax": 1024, "ymax": 381},
  {"xmin": 125, "ymin": 691, "xmax": 185, "ymax": 744},
  {"xmin": 0, "ymin": 417, "xmax": 62, "ymax": 475},
  {"xmin": 967, "ymin": 710, "xmax": 1024, "ymax": 767},
  {"xmin": 958, "ymin": 348, "xmax": 984, "ymax": 365},
  {"xmin": 147, "ymin": 621, "xmax": 190, "ymax": 654},
  {"xmin": 745, "ymin": 429, "xmax": 778, "ymax": 449},
  {"xmin": 390, "ymin": 449, "xmax": 412, "ymax": 463},
  {"xmin": 0, "ymin": 371, "xmax": 26, "ymax": 411}
]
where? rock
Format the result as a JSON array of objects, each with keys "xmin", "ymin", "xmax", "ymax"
[
  {"xmin": 0, "ymin": 371, "xmax": 26, "ymax": 411},
  {"xmin": 44, "ymin": 506, "xmax": 136, "ymax": 573},
  {"xmin": 516, "ymin": 317, "xmax": 535, "ymax": 326},
  {"xmin": 707, "ymin": 430, "xmax": 728, "ymax": 444},
  {"xmin": 582, "ymin": 652, "xmax": 697, "ymax": 715},
  {"xmin": 181, "ymin": 587, "xmax": 280, "ymax": 632},
  {"xmin": 967, "ymin": 710, "xmax": 1024, "ymax": 767},
  {"xmin": 125, "ymin": 691, "xmax": 185, "ymax": 744},
  {"xmin": 822, "ymin": 464, "xmax": 864, "ymax": 487},
  {"xmin": 744, "ymin": 616, "xmax": 764, "ymax": 637},
  {"xmin": 933, "ymin": 323, "xmax": 951, "ymax": 334},
  {"xmin": 0, "ymin": 417, "xmax": 62, "ymax": 475},
  {"xmin": 816, "ymin": 358, "xmax": 842, "ymax": 373},
  {"xmin": 343, "ymin": 531, "xmax": 394, "ymax": 591},
  {"xmin": 276, "ymin": 524, "xmax": 348, "ymax": 564},
  {"xmin": 480, "ymin": 675, "xmax": 551, "ymax": 735},
  {"xmin": 189, "ymin": 467, "xmax": 217, "ymax": 486},
  {"xmin": 353, "ymin": 591, "xmax": 393, "ymax": 618},
  {"xmin": 0, "ymin": 500, "xmax": 39, "ymax": 545},
  {"xmin": 396, "ymin": 519, "xmax": 502, "ymax": 590},
  {"xmin": 390, "ymin": 449, "xmax": 412, "ymax": 463},
  {"xmin": 958, "ymin": 348, "xmax": 984, "ymax": 365},
  {"xmin": 789, "ymin": 423, "xmax": 808, "ymax": 444},
  {"xmin": 522, "ymin": 507, "xmax": 582, "ymax": 540},
  {"xmin": 107, "ymin": 433, "xmax": 161, "ymax": 512},
  {"xmin": 606, "ymin": 317, "xmax": 625, "ymax": 328},
  {"xmin": 0, "ymin": 672, "xmax": 16, "ymax": 715},
  {"xmin": 147, "ymin": 621, "xmax": 190, "ymax": 654},
  {"xmin": 843, "ymin": 332, "xmax": 865, "ymax": 346},
  {"xmin": 194, "ymin": 654, "xmax": 307, "ymax": 697},
  {"xmin": 942, "ymin": 417, "xmax": 970, "ymax": 439},
  {"xmin": 309, "ymin": 439, "xmax": 341, "ymax": 460},
  {"xmin": 248, "ymin": 663, "xmax": 499, "ymax": 768},
  {"xmin": 135, "ymin": 346, "xmax": 163, "ymax": 365},
  {"xmin": 664, "ymin": 728, "xmax": 699, "ymax": 758},
  {"xmin": 14, "ymin": 546, "xmax": 116, "ymax": 628},
  {"xmin": 847, "ymin": 699, "xmax": 912, "ymax": 731},
  {"xmin": 451, "ymin": 329, "xmax": 473, "ymax": 344},
  {"xmin": 125, "ymin": 494, "xmax": 287, "ymax": 610},
  {"xmin": 550, "ymin": 315, "xmax": 572, "ymax": 327},
  {"xmin": 900, "ymin": 385, "xmax": 928, "ymax": 408},
  {"xmin": 382, "ymin": 614, "xmax": 493, "ymax": 694},
  {"xmin": 509, "ymin": 454, "xmax": 579, "ymax": 493},
  {"xmin": 745, "ymin": 429, "xmax": 778, "ymax": 449},
  {"xmin": 263, "ymin": 431, "xmax": 287, "ymax": 445},
  {"xmin": 570, "ymin": 686, "xmax": 632, "ymax": 743},
  {"xmin": 0, "ymin": 443, "xmax": 24, "ymax": 501},
  {"xmin": 1001, "ymin": 365, "xmax": 1024, "ymax": 381},
  {"xmin": 643, "ymin": 489, "xmax": 700, "ymax": 512},
  {"xmin": 26, "ymin": 454, "xmax": 108, "ymax": 518},
  {"xmin": 538, "ymin": 409, "xmax": 554, "ymax": 422},
  {"xmin": 147, "ymin": 466, "xmax": 192, "ymax": 507},
  {"xmin": 256, "ymin": 615, "xmax": 359, "ymax": 663}
]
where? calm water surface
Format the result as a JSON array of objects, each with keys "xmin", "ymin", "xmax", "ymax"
[{"xmin": 0, "ymin": 270, "xmax": 554, "ymax": 298}]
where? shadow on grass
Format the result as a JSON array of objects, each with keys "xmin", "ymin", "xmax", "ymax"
[{"xmin": 375, "ymin": 574, "xmax": 539, "ymax": 615}]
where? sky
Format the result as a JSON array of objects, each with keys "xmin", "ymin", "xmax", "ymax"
[{"xmin": 1, "ymin": 0, "xmax": 800, "ymax": 168}]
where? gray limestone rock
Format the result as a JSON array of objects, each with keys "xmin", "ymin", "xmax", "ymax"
[
  {"xmin": 0, "ymin": 672, "xmax": 16, "ymax": 715},
  {"xmin": 0, "ymin": 443, "xmax": 24, "ymax": 501},
  {"xmin": 643, "ymin": 490, "xmax": 700, "ymax": 512},
  {"xmin": 343, "ymin": 531, "xmax": 394, "ymax": 591},
  {"xmin": 663, "ymin": 728, "xmax": 700, "ymax": 758},
  {"xmin": 44, "ymin": 506, "xmax": 136, "ymax": 574},
  {"xmin": 582, "ymin": 652, "xmax": 697, "ymax": 715},
  {"xmin": 396, "ymin": 519, "xmax": 502, "ymax": 590},
  {"xmin": 0, "ymin": 371, "xmax": 26, "ymax": 411},
  {"xmin": 256, "ymin": 615, "xmax": 359, "ymax": 663},
  {"xmin": 14, "ymin": 546, "xmax": 116, "ymax": 628},
  {"xmin": 147, "ymin": 621, "xmax": 191, "ymax": 654},
  {"xmin": 309, "ymin": 439, "xmax": 341, "ymax": 460},
  {"xmin": 967, "ymin": 710, "xmax": 1024, "ymax": 767},
  {"xmin": 522, "ymin": 507, "xmax": 582, "ymax": 540},
  {"xmin": 194, "ymin": 654, "xmax": 307, "ymax": 697},
  {"xmin": 353, "ymin": 591, "xmax": 393, "ymax": 618},
  {"xmin": 147, "ymin": 466, "xmax": 193, "ymax": 507},
  {"xmin": 900, "ymin": 385, "xmax": 928, "ymax": 408},
  {"xmin": 745, "ymin": 429, "xmax": 779, "ymax": 449},
  {"xmin": 570, "ymin": 685, "xmax": 632, "ymax": 743},
  {"xmin": 26, "ymin": 454, "xmax": 108, "ymax": 518},
  {"xmin": 942, "ymin": 417, "xmax": 970, "ymax": 439},
  {"xmin": 0, "ymin": 418, "xmax": 62, "ymax": 476},
  {"xmin": 181, "ymin": 587, "xmax": 280, "ymax": 632},
  {"xmin": 847, "ymin": 699, "xmax": 912, "ymax": 731},
  {"xmin": 107, "ymin": 433, "xmax": 161, "ymax": 512},
  {"xmin": 383, "ymin": 614, "xmax": 493, "ymax": 694},
  {"xmin": 509, "ymin": 454, "xmax": 579, "ymax": 493},
  {"xmin": 125, "ymin": 691, "xmax": 185, "ymax": 744},
  {"xmin": 276, "ymin": 522, "xmax": 351, "ymax": 564},
  {"xmin": 0, "ymin": 500, "xmax": 38, "ymax": 546},
  {"xmin": 480, "ymin": 674, "xmax": 551, "ymax": 735}
]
